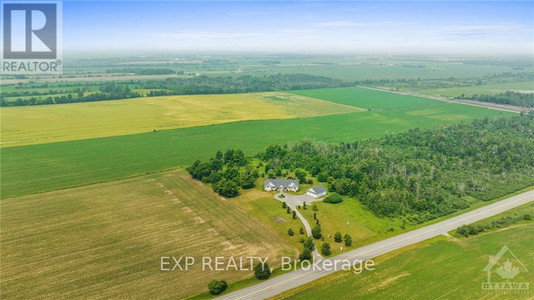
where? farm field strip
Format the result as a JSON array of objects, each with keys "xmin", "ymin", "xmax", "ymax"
[
  {"xmin": 415, "ymin": 81, "xmax": 534, "ymax": 98},
  {"xmin": 0, "ymin": 92, "xmax": 361, "ymax": 148},
  {"xmin": 292, "ymin": 87, "xmax": 458, "ymax": 110}
]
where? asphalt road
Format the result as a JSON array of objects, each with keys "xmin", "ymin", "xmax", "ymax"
[{"xmin": 218, "ymin": 190, "xmax": 534, "ymax": 300}]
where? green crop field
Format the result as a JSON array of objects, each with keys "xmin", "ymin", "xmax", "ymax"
[
  {"xmin": 415, "ymin": 81, "xmax": 534, "ymax": 98},
  {"xmin": 0, "ymin": 169, "xmax": 296, "ymax": 299},
  {"xmin": 280, "ymin": 222, "xmax": 534, "ymax": 300},
  {"xmin": 292, "ymin": 87, "xmax": 448, "ymax": 110},
  {"xmin": 0, "ymin": 87, "xmax": 512, "ymax": 199},
  {"xmin": 1, "ymin": 92, "xmax": 360, "ymax": 147}
]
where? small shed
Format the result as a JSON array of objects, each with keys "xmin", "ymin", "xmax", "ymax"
[{"xmin": 306, "ymin": 185, "xmax": 326, "ymax": 198}]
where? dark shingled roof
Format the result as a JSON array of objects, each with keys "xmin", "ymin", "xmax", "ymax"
[
  {"xmin": 307, "ymin": 185, "xmax": 326, "ymax": 194},
  {"xmin": 264, "ymin": 179, "xmax": 299, "ymax": 189}
]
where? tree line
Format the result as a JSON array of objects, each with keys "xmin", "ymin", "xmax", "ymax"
[
  {"xmin": 457, "ymin": 91, "xmax": 534, "ymax": 107},
  {"xmin": 456, "ymin": 213, "xmax": 532, "ymax": 237},
  {"xmin": 105, "ymin": 68, "xmax": 183, "ymax": 75},
  {"xmin": 139, "ymin": 73, "xmax": 350, "ymax": 95},
  {"xmin": 1, "ymin": 82, "xmax": 140, "ymax": 107}
]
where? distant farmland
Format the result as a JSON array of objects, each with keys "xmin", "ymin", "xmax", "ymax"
[
  {"xmin": 292, "ymin": 86, "xmax": 448, "ymax": 109},
  {"xmin": 0, "ymin": 92, "xmax": 360, "ymax": 147},
  {"xmin": 0, "ymin": 87, "xmax": 512, "ymax": 198},
  {"xmin": 242, "ymin": 62, "xmax": 522, "ymax": 81},
  {"xmin": 415, "ymin": 81, "xmax": 534, "ymax": 98},
  {"xmin": 0, "ymin": 170, "xmax": 296, "ymax": 299}
]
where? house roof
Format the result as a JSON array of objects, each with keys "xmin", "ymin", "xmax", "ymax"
[
  {"xmin": 264, "ymin": 179, "xmax": 299, "ymax": 189},
  {"xmin": 307, "ymin": 185, "xmax": 326, "ymax": 194}
]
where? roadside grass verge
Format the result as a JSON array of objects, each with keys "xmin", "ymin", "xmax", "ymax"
[{"xmin": 276, "ymin": 224, "xmax": 534, "ymax": 299}]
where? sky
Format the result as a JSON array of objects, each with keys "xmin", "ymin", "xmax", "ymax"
[{"xmin": 61, "ymin": 1, "xmax": 534, "ymax": 55}]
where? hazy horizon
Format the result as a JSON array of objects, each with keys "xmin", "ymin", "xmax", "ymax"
[{"xmin": 62, "ymin": 1, "xmax": 534, "ymax": 55}]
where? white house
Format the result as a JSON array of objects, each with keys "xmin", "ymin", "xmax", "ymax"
[
  {"xmin": 264, "ymin": 179, "xmax": 299, "ymax": 192},
  {"xmin": 306, "ymin": 185, "xmax": 326, "ymax": 198}
]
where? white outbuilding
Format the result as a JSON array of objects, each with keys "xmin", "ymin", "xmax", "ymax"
[{"xmin": 306, "ymin": 185, "xmax": 326, "ymax": 198}]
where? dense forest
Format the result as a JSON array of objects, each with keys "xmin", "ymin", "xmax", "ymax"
[
  {"xmin": 457, "ymin": 91, "xmax": 534, "ymax": 107},
  {"xmin": 188, "ymin": 114, "xmax": 534, "ymax": 222}
]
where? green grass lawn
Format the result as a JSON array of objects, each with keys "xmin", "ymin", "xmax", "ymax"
[
  {"xmin": 233, "ymin": 186, "xmax": 405, "ymax": 256},
  {"xmin": 0, "ymin": 88, "xmax": 512, "ymax": 199},
  {"xmin": 280, "ymin": 223, "xmax": 534, "ymax": 300},
  {"xmin": 233, "ymin": 193, "xmax": 309, "ymax": 251},
  {"xmin": 298, "ymin": 199, "xmax": 402, "ymax": 256},
  {"xmin": 228, "ymin": 172, "xmax": 398, "ymax": 255}
]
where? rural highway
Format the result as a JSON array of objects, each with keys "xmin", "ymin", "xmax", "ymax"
[{"xmin": 218, "ymin": 189, "xmax": 534, "ymax": 300}]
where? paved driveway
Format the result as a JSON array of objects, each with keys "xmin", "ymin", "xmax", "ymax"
[
  {"xmin": 273, "ymin": 192, "xmax": 324, "ymax": 259},
  {"xmin": 273, "ymin": 192, "xmax": 322, "ymax": 210}
]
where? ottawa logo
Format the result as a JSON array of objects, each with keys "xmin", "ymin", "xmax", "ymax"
[{"xmin": 482, "ymin": 245, "xmax": 530, "ymax": 295}]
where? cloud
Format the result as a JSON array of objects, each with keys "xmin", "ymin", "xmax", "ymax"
[
  {"xmin": 152, "ymin": 31, "xmax": 271, "ymax": 39},
  {"xmin": 439, "ymin": 25, "xmax": 520, "ymax": 38},
  {"xmin": 280, "ymin": 28, "xmax": 314, "ymax": 34},
  {"xmin": 311, "ymin": 21, "xmax": 360, "ymax": 28},
  {"xmin": 310, "ymin": 21, "xmax": 413, "ymax": 28}
]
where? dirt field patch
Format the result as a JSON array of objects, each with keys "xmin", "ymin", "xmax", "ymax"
[
  {"xmin": 207, "ymin": 228, "xmax": 220, "ymax": 236},
  {"xmin": 194, "ymin": 216, "xmax": 206, "ymax": 224},
  {"xmin": 271, "ymin": 215, "xmax": 288, "ymax": 224}
]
